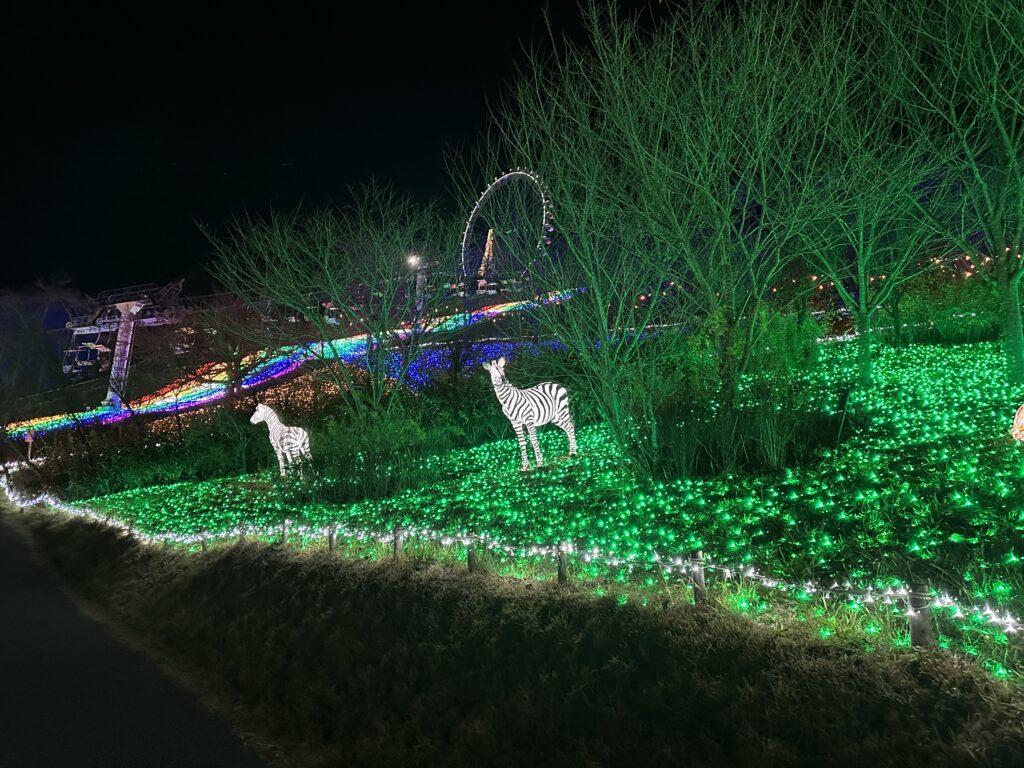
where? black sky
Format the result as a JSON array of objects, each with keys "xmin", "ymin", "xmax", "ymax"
[{"xmin": 0, "ymin": 2, "xmax": 614, "ymax": 295}]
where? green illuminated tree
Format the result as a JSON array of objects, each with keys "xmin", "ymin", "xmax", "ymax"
[
  {"xmin": 483, "ymin": 4, "xmax": 693, "ymax": 474},
  {"xmin": 492, "ymin": 1, "xmax": 833, "ymax": 471},
  {"xmin": 878, "ymin": 0, "xmax": 1024, "ymax": 383},
  {"xmin": 211, "ymin": 183, "xmax": 458, "ymax": 418},
  {"xmin": 800, "ymin": 15, "xmax": 955, "ymax": 387},
  {"xmin": 625, "ymin": 0, "xmax": 834, "ymax": 405}
]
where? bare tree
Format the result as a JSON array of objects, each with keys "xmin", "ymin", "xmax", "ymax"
[
  {"xmin": 486, "ymin": 3, "xmax": 694, "ymax": 474},
  {"xmin": 492, "ymin": 1, "xmax": 836, "ymax": 471},
  {"xmin": 0, "ymin": 285, "xmax": 83, "ymax": 461},
  {"xmin": 800, "ymin": 12, "xmax": 956, "ymax": 386},
  {"xmin": 877, "ymin": 0, "xmax": 1024, "ymax": 382},
  {"xmin": 634, "ymin": 1, "xmax": 844, "ymax": 404},
  {"xmin": 210, "ymin": 183, "xmax": 459, "ymax": 418}
]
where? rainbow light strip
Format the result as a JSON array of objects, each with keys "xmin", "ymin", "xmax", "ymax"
[{"xmin": 4, "ymin": 291, "xmax": 574, "ymax": 439}]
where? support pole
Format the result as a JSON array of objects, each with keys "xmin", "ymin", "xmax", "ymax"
[
  {"xmin": 103, "ymin": 301, "xmax": 145, "ymax": 409},
  {"xmin": 328, "ymin": 527, "xmax": 337, "ymax": 552},
  {"xmin": 393, "ymin": 528, "xmax": 403, "ymax": 559},
  {"xmin": 557, "ymin": 544, "xmax": 569, "ymax": 585},
  {"xmin": 908, "ymin": 584, "xmax": 933, "ymax": 648},
  {"xmin": 692, "ymin": 551, "xmax": 707, "ymax": 605}
]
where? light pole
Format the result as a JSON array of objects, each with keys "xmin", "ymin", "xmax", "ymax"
[{"xmin": 407, "ymin": 253, "xmax": 427, "ymax": 317}]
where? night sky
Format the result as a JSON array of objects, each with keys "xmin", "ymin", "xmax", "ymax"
[{"xmin": 0, "ymin": 2, "xmax": 616, "ymax": 295}]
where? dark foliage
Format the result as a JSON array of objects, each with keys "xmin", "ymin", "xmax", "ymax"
[{"xmin": 37, "ymin": 408, "xmax": 275, "ymax": 500}]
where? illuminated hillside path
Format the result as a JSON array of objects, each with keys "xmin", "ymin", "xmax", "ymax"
[
  {"xmin": 0, "ymin": 512, "xmax": 266, "ymax": 768},
  {"xmin": 4, "ymin": 290, "xmax": 574, "ymax": 440}
]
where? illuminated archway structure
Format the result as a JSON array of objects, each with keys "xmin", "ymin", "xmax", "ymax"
[{"xmin": 460, "ymin": 168, "xmax": 554, "ymax": 293}]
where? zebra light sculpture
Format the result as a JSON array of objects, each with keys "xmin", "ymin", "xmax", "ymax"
[
  {"xmin": 1012, "ymin": 404, "xmax": 1024, "ymax": 441},
  {"xmin": 250, "ymin": 403, "xmax": 312, "ymax": 477},
  {"xmin": 482, "ymin": 357, "xmax": 577, "ymax": 471}
]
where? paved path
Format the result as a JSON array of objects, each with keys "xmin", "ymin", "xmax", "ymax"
[{"xmin": 0, "ymin": 515, "xmax": 267, "ymax": 768}]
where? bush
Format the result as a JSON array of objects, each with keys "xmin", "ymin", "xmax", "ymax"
[
  {"xmin": 408, "ymin": 373, "xmax": 508, "ymax": 449},
  {"xmin": 895, "ymin": 272, "xmax": 1000, "ymax": 345},
  {"xmin": 310, "ymin": 404, "xmax": 431, "ymax": 502},
  {"xmin": 38, "ymin": 408, "xmax": 275, "ymax": 500},
  {"xmin": 655, "ymin": 312, "xmax": 845, "ymax": 477}
]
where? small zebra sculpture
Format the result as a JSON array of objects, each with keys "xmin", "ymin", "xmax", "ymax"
[
  {"xmin": 250, "ymin": 403, "xmax": 312, "ymax": 477},
  {"xmin": 1012, "ymin": 404, "xmax": 1024, "ymax": 441},
  {"xmin": 483, "ymin": 357, "xmax": 577, "ymax": 471}
]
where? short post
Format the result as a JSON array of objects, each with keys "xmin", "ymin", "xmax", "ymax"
[
  {"xmin": 281, "ymin": 518, "xmax": 288, "ymax": 544},
  {"xmin": 557, "ymin": 543, "xmax": 569, "ymax": 585},
  {"xmin": 467, "ymin": 540, "xmax": 478, "ymax": 573},
  {"xmin": 327, "ymin": 527, "xmax": 337, "ymax": 552},
  {"xmin": 908, "ymin": 584, "xmax": 933, "ymax": 648},
  {"xmin": 200, "ymin": 533, "xmax": 208, "ymax": 553},
  {"xmin": 393, "ymin": 528, "xmax": 403, "ymax": 559},
  {"xmin": 692, "ymin": 551, "xmax": 707, "ymax": 605}
]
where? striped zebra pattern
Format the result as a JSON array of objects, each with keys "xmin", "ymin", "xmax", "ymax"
[
  {"xmin": 483, "ymin": 356, "xmax": 577, "ymax": 471},
  {"xmin": 250, "ymin": 403, "xmax": 312, "ymax": 477},
  {"xmin": 1013, "ymin": 404, "xmax": 1024, "ymax": 441}
]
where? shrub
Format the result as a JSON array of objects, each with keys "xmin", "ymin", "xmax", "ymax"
[
  {"xmin": 38, "ymin": 407, "xmax": 275, "ymax": 500},
  {"xmin": 408, "ymin": 373, "xmax": 507, "ymax": 449},
  {"xmin": 310, "ymin": 404, "xmax": 430, "ymax": 502},
  {"xmin": 895, "ymin": 272, "xmax": 1000, "ymax": 345},
  {"xmin": 655, "ymin": 312, "xmax": 845, "ymax": 477}
]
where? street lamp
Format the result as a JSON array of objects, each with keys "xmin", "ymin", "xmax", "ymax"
[{"xmin": 407, "ymin": 253, "xmax": 427, "ymax": 316}]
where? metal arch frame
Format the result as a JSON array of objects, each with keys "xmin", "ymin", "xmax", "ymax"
[{"xmin": 459, "ymin": 168, "xmax": 555, "ymax": 287}]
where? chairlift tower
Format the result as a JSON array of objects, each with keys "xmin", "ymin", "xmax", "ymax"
[{"xmin": 64, "ymin": 281, "xmax": 183, "ymax": 410}]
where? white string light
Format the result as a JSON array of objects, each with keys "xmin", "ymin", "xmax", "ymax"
[{"xmin": 1, "ymin": 462, "xmax": 1019, "ymax": 637}]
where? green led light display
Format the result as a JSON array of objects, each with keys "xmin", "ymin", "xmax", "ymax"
[{"xmin": 8, "ymin": 339, "xmax": 1024, "ymax": 678}]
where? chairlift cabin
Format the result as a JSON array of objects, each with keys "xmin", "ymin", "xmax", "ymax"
[{"xmin": 61, "ymin": 332, "xmax": 111, "ymax": 377}]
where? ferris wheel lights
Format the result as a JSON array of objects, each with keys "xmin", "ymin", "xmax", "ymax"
[{"xmin": 461, "ymin": 168, "xmax": 553, "ymax": 284}]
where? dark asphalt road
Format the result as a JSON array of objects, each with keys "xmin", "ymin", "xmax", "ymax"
[{"xmin": 0, "ymin": 516, "xmax": 267, "ymax": 768}]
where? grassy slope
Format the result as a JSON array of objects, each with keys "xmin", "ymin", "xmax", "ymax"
[
  {"xmin": 76, "ymin": 342, "xmax": 1024, "ymax": 672},
  {"xmin": 14, "ymin": 508, "xmax": 1024, "ymax": 768},
  {"xmin": 82, "ymin": 342, "xmax": 1024, "ymax": 569}
]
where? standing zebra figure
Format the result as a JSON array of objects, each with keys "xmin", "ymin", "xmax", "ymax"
[
  {"xmin": 483, "ymin": 357, "xmax": 577, "ymax": 471},
  {"xmin": 250, "ymin": 403, "xmax": 312, "ymax": 477},
  {"xmin": 1012, "ymin": 404, "xmax": 1024, "ymax": 441}
]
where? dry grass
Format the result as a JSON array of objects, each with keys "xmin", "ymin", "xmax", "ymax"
[{"xmin": 15, "ymin": 508, "xmax": 1024, "ymax": 768}]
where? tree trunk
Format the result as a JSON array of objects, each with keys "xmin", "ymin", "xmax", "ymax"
[
  {"xmin": 890, "ymin": 294, "xmax": 903, "ymax": 348},
  {"xmin": 643, "ymin": 395, "xmax": 659, "ymax": 477},
  {"xmin": 1000, "ymin": 271, "xmax": 1024, "ymax": 385},
  {"xmin": 601, "ymin": 378, "xmax": 629, "ymax": 454},
  {"xmin": 718, "ymin": 317, "xmax": 740, "ymax": 410},
  {"xmin": 857, "ymin": 310, "xmax": 873, "ymax": 388}
]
